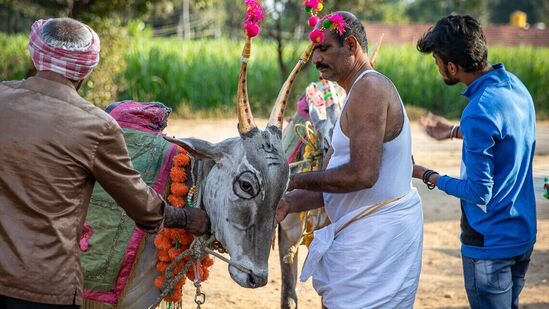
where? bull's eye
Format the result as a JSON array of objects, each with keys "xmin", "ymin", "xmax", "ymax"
[
  {"xmin": 240, "ymin": 181, "xmax": 253, "ymax": 194},
  {"xmin": 233, "ymin": 171, "xmax": 260, "ymax": 200}
]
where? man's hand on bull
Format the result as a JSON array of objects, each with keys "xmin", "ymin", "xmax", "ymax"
[
  {"xmin": 275, "ymin": 194, "xmax": 291, "ymax": 223},
  {"xmin": 165, "ymin": 205, "xmax": 210, "ymax": 235},
  {"xmin": 419, "ymin": 112, "xmax": 455, "ymax": 141},
  {"xmin": 286, "ymin": 174, "xmax": 300, "ymax": 192}
]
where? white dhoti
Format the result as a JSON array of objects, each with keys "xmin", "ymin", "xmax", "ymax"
[{"xmin": 301, "ymin": 188, "xmax": 423, "ymax": 309}]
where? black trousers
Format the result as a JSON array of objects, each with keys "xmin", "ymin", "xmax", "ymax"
[{"xmin": 0, "ymin": 295, "xmax": 80, "ymax": 309}]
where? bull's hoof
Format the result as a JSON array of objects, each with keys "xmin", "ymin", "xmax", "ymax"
[{"xmin": 283, "ymin": 297, "xmax": 297, "ymax": 309}]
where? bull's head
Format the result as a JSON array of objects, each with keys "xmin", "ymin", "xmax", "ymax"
[{"xmin": 165, "ymin": 38, "xmax": 313, "ymax": 288}]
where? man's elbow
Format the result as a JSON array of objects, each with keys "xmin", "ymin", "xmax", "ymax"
[{"xmin": 355, "ymin": 171, "xmax": 379, "ymax": 189}]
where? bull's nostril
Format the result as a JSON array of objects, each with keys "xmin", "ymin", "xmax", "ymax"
[
  {"xmin": 246, "ymin": 272, "xmax": 267, "ymax": 288},
  {"xmin": 248, "ymin": 273, "xmax": 257, "ymax": 286}
]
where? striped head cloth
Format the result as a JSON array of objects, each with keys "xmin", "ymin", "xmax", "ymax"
[{"xmin": 28, "ymin": 19, "xmax": 100, "ymax": 81}]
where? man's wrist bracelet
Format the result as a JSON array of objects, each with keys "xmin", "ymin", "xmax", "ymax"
[
  {"xmin": 450, "ymin": 124, "xmax": 458, "ymax": 140},
  {"xmin": 422, "ymin": 169, "xmax": 439, "ymax": 190},
  {"xmin": 449, "ymin": 125, "xmax": 459, "ymax": 140}
]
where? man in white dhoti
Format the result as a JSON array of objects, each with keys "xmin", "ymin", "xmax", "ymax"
[{"xmin": 276, "ymin": 11, "xmax": 423, "ymax": 309}]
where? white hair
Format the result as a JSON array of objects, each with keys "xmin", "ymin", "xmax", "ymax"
[{"xmin": 40, "ymin": 18, "xmax": 92, "ymax": 51}]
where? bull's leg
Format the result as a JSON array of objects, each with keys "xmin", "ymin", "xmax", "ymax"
[{"xmin": 278, "ymin": 213, "xmax": 303, "ymax": 309}]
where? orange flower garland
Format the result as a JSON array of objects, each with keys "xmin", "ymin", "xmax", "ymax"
[{"xmin": 153, "ymin": 146, "xmax": 214, "ymax": 302}]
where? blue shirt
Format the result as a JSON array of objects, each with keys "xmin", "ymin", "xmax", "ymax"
[{"xmin": 437, "ymin": 63, "xmax": 537, "ymax": 259}]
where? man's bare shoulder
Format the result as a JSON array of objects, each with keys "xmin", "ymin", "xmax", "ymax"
[
  {"xmin": 351, "ymin": 73, "xmax": 394, "ymax": 98},
  {"xmin": 345, "ymin": 73, "xmax": 394, "ymax": 111}
]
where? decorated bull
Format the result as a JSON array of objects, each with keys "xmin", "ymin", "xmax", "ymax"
[{"xmin": 81, "ymin": 2, "xmax": 316, "ymax": 307}]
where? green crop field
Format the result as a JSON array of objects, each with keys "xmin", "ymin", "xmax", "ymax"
[{"xmin": 1, "ymin": 34, "xmax": 547, "ymax": 119}]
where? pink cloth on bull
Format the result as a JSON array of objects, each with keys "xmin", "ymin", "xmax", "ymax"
[
  {"xmin": 28, "ymin": 19, "xmax": 100, "ymax": 81},
  {"xmin": 107, "ymin": 100, "xmax": 172, "ymax": 135}
]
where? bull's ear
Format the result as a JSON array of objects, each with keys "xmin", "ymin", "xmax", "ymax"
[{"xmin": 163, "ymin": 136, "xmax": 226, "ymax": 161}]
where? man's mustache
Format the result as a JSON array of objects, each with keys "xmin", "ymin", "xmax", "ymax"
[{"xmin": 316, "ymin": 63, "xmax": 329, "ymax": 70}]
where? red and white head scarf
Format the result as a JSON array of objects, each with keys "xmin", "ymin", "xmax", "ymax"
[{"xmin": 28, "ymin": 19, "xmax": 100, "ymax": 81}]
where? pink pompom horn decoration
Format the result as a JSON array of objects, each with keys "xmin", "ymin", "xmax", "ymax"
[
  {"xmin": 243, "ymin": 0, "xmax": 264, "ymax": 38},
  {"xmin": 237, "ymin": 0, "xmax": 265, "ymax": 134},
  {"xmin": 326, "ymin": 13, "xmax": 348, "ymax": 35},
  {"xmin": 305, "ymin": 0, "xmax": 323, "ymax": 12},
  {"xmin": 309, "ymin": 28, "xmax": 324, "ymax": 44},
  {"xmin": 308, "ymin": 15, "xmax": 319, "ymax": 27},
  {"xmin": 267, "ymin": 0, "xmax": 328, "ymax": 130},
  {"xmin": 308, "ymin": 12, "xmax": 348, "ymax": 44},
  {"xmin": 304, "ymin": 1, "xmax": 350, "ymax": 44},
  {"xmin": 244, "ymin": 22, "xmax": 260, "ymax": 37}
]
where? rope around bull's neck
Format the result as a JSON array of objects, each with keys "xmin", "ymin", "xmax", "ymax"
[
  {"xmin": 149, "ymin": 235, "xmax": 214, "ymax": 309},
  {"xmin": 288, "ymin": 121, "xmax": 322, "ymax": 169},
  {"xmin": 149, "ymin": 234, "xmax": 254, "ymax": 309}
]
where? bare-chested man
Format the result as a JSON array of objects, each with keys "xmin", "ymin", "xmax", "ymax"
[{"xmin": 276, "ymin": 11, "xmax": 423, "ymax": 308}]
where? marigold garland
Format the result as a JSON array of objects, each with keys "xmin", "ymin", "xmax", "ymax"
[{"xmin": 153, "ymin": 146, "xmax": 214, "ymax": 303}]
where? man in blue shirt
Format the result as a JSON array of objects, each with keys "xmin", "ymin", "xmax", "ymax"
[{"xmin": 413, "ymin": 15, "xmax": 536, "ymax": 309}]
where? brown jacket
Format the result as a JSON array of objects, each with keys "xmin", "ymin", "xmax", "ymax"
[{"xmin": 0, "ymin": 71, "xmax": 166, "ymax": 305}]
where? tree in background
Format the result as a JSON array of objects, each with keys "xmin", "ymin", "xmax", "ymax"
[
  {"xmin": 0, "ymin": 0, "xmax": 160, "ymax": 33},
  {"xmin": 263, "ymin": 0, "xmax": 303, "ymax": 80},
  {"xmin": 2, "ymin": 0, "xmax": 548, "ymax": 36},
  {"xmin": 0, "ymin": 0, "xmax": 165, "ymax": 107},
  {"xmin": 1, "ymin": 0, "xmax": 547, "ymax": 111},
  {"xmin": 147, "ymin": 0, "xmax": 223, "ymax": 38}
]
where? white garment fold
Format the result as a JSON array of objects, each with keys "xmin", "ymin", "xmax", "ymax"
[{"xmin": 300, "ymin": 188, "xmax": 423, "ymax": 309}]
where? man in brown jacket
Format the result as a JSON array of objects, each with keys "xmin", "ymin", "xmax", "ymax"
[{"xmin": 0, "ymin": 18, "xmax": 209, "ymax": 308}]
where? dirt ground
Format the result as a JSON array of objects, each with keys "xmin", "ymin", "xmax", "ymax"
[{"xmin": 164, "ymin": 119, "xmax": 549, "ymax": 309}]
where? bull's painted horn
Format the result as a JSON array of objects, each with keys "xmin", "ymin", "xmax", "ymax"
[
  {"xmin": 236, "ymin": 37, "xmax": 257, "ymax": 135},
  {"xmin": 267, "ymin": 43, "xmax": 314, "ymax": 130}
]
